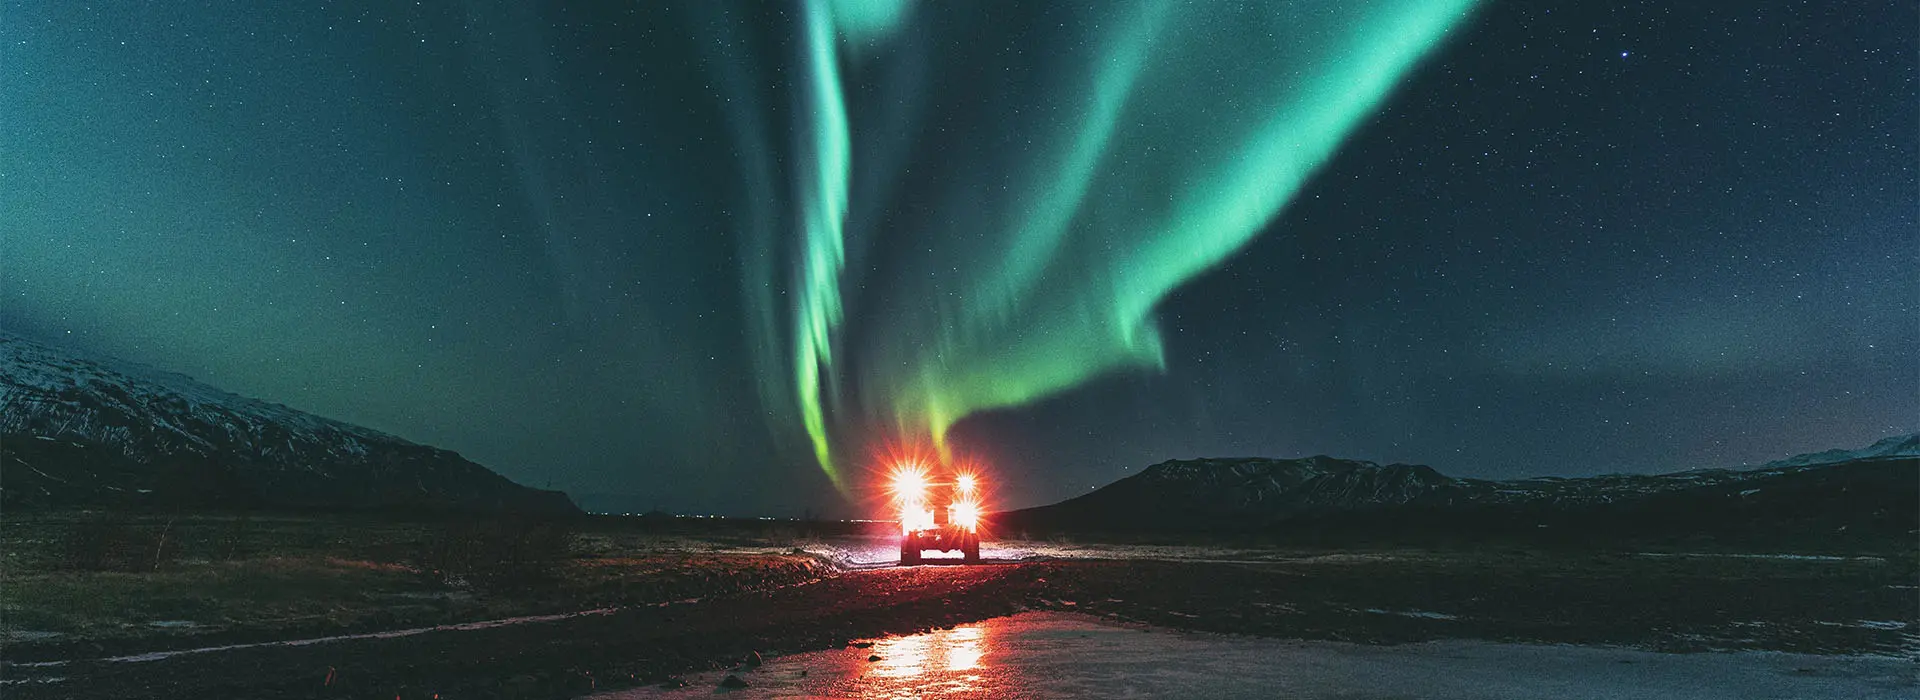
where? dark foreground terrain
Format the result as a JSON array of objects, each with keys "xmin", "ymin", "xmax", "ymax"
[{"xmin": 2, "ymin": 515, "xmax": 1912, "ymax": 699}]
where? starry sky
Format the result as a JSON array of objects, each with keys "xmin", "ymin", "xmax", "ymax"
[{"xmin": 4, "ymin": 1, "xmax": 1913, "ymax": 516}]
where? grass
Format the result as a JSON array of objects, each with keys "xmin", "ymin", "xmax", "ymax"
[
  {"xmin": 0, "ymin": 512, "xmax": 834, "ymax": 652},
  {"xmin": 3, "ymin": 556, "xmax": 420, "ymax": 638}
]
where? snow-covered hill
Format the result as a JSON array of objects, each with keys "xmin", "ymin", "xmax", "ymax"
[
  {"xmin": 0, "ymin": 334, "xmax": 577, "ymax": 514},
  {"xmin": 1763, "ymin": 434, "xmax": 1920, "ymax": 469}
]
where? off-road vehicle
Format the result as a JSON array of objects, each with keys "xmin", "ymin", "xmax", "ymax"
[{"xmin": 891, "ymin": 468, "xmax": 983, "ymax": 564}]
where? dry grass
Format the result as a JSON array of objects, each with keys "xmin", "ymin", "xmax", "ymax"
[{"xmin": 0, "ymin": 513, "xmax": 833, "ymax": 651}]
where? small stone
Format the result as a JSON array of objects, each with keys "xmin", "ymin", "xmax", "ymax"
[
  {"xmin": 719, "ymin": 674, "xmax": 750, "ymax": 689},
  {"xmin": 743, "ymin": 650, "xmax": 763, "ymax": 667}
]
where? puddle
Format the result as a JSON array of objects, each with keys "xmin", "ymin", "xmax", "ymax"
[{"xmin": 601, "ymin": 612, "xmax": 1917, "ymax": 699}]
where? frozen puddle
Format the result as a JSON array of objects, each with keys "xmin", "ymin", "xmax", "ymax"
[{"xmin": 602, "ymin": 612, "xmax": 1917, "ymax": 699}]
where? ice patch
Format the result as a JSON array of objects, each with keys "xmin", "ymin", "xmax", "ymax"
[
  {"xmin": 1364, "ymin": 608, "xmax": 1459, "ymax": 620},
  {"xmin": 1633, "ymin": 553, "xmax": 1882, "ymax": 563},
  {"xmin": 1816, "ymin": 620, "xmax": 1911, "ymax": 631},
  {"xmin": 0, "ymin": 677, "xmax": 66, "ymax": 686},
  {"xmin": 3, "ymin": 630, "xmax": 66, "ymax": 642}
]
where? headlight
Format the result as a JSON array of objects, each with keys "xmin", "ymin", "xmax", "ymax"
[
  {"xmin": 893, "ymin": 464, "xmax": 933, "ymax": 533},
  {"xmin": 952, "ymin": 500, "xmax": 980, "ymax": 531},
  {"xmin": 891, "ymin": 465, "xmax": 928, "ymax": 501}
]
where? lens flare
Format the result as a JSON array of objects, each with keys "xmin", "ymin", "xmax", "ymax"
[
  {"xmin": 890, "ymin": 462, "xmax": 935, "ymax": 532},
  {"xmin": 952, "ymin": 500, "xmax": 980, "ymax": 531},
  {"xmin": 890, "ymin": 465, "xmax": 928, "ymax": 500}
]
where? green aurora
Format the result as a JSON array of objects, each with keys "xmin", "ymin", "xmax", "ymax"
[
  {"xmin": 775, "ymin": 0, "xmax": 1480, "ymax": 488},
  {"xmin": 756, "ymin": 0, "xmax": 1474, "ymax": 485}
]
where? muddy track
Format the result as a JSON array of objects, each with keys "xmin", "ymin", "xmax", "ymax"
[{"xmin": 4, "ymin": 557, "xmax": 1910, "ymax": 699}]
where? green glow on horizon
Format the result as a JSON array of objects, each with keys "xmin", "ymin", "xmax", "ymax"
[{"xmin": 784, "ymin": 0, "xmax": 1479, "ymax": 481}]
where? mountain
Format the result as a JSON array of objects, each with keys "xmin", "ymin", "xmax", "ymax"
[
  {"xmin": 1006, "ymin": 456, "xmax": 1467, "ymax": 531},
  {"xmin": 1001, "ymin": 438, "xmax": 1918, "ymax": 547},
  {"xmin": 1761, "ymin": 433, "xmax": 1920, "ymax": 469},
  {"xmin": 0, "ymin": 334, "xmax": 578, "ymax": 515}
]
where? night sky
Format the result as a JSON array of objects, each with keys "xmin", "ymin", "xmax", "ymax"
[{"xmin": 4, "ymin": 1, "xmax": 1913, "ymax": 516}]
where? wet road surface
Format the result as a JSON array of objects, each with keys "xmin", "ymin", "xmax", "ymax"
[
  {"xmin": 4, "ymin": 549, "xmax": 1910, "ymax": 699},
  {"xmin": 610, "ymin": 612, "xmax": 1916, "ymax": 700}
]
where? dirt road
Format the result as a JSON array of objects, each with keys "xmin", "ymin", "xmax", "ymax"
[{"xmin": 4, "ymin": 553, "xmax": 1911, "ymax": 699}]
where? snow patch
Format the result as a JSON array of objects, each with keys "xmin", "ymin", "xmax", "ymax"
[
  {"xmin": 1363, "ymin": 608, "xmax": 1459, "ymax": 620},
  {"xmin": 1817, "ymin": 620, "xmax": 1910, "ymax": 631},
  {"xmin": 1633, "ymin": 553, "xmax": 1881, "ymax": 563}
]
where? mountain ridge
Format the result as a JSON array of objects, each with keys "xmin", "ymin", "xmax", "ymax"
[
  {"xmin": 1761, "ymin": 433, "xmax": 1920, "ymax": 469},
  {"xmin": 1002, "ymin": 436, "xmax": 1918, "ymax": 544},
  {"xmin": 0, "ymin": 333, "xmax": 578, "ymax": 514}
]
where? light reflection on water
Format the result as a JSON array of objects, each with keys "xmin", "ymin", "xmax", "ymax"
[
  {"xmin": 597, "ymin": 612, "xmax": 1912, "ymax": 699},
  {"xmin": 946, "ymin": 626, "xmax": 985, "ymax": 672},
  {"xmin": 867, "ymin": 622, "xmax": 990, "ymax": 695},
  {"xmin": 601, "ymin": 614, "xmax": 1036, "ymax": 699}
]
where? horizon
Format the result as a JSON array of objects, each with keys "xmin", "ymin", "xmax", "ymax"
[
  {"xmin": 568, "ymin": 431, "xmax": 1918, "ymax": 518},
  {"xmin": 8, "ymin": 322, "xmax": 1913, "ymax": 518}
]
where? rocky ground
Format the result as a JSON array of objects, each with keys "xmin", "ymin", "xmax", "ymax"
[{"xmin": 3, "ymin": 546, "xmax": 1912, "ymax": 699}]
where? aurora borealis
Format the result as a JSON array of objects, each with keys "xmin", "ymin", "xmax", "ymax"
[
  {"xmin": 4, "ymin": 1, "xmax": 1914, "ymax": 515},
  {"xmin": 773, "ymin": 0, "xmax": 1479, "ymax": 487}
]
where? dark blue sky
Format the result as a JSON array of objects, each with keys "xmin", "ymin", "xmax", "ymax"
[{"xmin": 4, "ymin": 1, "xmax": 1912, "ymax": 515}]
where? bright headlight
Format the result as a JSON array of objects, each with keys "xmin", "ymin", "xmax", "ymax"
[
  {"xmin": 952, "ymin": 500, "xmax": 980, "ymax": 531},
  {"xmin": 891, "ymin": 465, "xmax": 927, "ymax": 500}
]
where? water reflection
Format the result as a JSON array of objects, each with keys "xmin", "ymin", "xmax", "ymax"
[
  {"xmin": 598, "ymin": 612, "xmax": 1908, "ymax": 700},
  {"xmin": 872, "ymin": 632, "xmax": 930, "ymax": 679},
  {"xmin": 945, "ymin": 626, "xmax": 984, "ymax": 671},
  {"xmin": 866, "ymin": 621, "xmax": 991, "ymax": 694}
]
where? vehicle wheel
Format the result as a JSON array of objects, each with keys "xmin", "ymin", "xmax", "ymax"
[{"xmin": 963, "ymin": 539, "xmax": 981, "ymax": 564}]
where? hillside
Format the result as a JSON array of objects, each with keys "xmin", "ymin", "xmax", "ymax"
[
  {"xmin": 1001, "ymin": 439, "xmax": 1918, "ymax": 547},
  {"xmin": 0, "ymin": 334, "xmax": 577, "ymax": 514}
]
